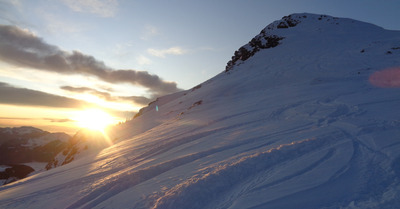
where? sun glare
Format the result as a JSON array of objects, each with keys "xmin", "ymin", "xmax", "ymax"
[{"xmin": 73, "ymin": 109, "xmax": 116, "ymax": 131}]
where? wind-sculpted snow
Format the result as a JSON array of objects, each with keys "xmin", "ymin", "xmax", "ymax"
[
  {"xmin": 151, "ymin": 138, "xmax": 337, "ymax": 209},
  {"xmin": 1, "ymin": 13, "xmax": 400, "ymax": 209}
]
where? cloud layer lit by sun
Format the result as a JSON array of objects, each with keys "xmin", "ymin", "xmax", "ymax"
[{"xmin": 0, "ymin": 22, "xmax": 183, "ymax": 133}]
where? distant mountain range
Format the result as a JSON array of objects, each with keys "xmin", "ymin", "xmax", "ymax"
[
  {"xmin": 0, "ymin": 126, "xmax": 70, "ymax": 185},
  {"xmin": 0, "ymin": 126, "xmax": 115, "ymax": 185}
]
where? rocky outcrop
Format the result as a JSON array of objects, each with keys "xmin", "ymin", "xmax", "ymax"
[
  {"xmin": 46, "ymin": 129, "xmax": 109, "ymax": 170},
  {"xmin": 0, "ymin": 164, "xmax": 34, "ymax": 185},
  {"xmin": 225, "ymin": 14, "xmax": 304, "ymax": 72}
]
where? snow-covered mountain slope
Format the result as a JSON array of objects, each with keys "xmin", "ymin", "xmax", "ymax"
[
  {"xmin": 46, "ymin": 129, "xmax": 112, "ymax": 170},
  {"xmin": 1, "ymin": 13, "xmax": 400, "ymax": 209}
]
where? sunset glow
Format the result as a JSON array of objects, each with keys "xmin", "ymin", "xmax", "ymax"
[
  {"xmin": 72, "ymin": 109, "xmax": 116, "ymax": 131},
  {"xmin": 0, "ymin": 1, "xmax": 399, "ymax": 135}
]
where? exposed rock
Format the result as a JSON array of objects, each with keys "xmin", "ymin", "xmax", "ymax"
[
  {"xmin": 188, "ymin": 100, "xmax": 203, "ymax": 110},
  {"xmin": 0, "ymin": 164, "xmax": 34, "ymax": 185},
  {"xmin": 225, "ymin": 14, "xmax": 302, "ymax": 72},
  {"xmin": 46, "ymin": 129, "xmax": 110, "ymax": 170},
  {"xmin": 225, "ymin": 35, "xmax": 284, "ymax": 72},
  {"xmin": 277, "ymin": 15, "xmax": 301, "ymax": 28}
]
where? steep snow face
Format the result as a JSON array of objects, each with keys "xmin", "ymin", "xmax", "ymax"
[
  {"xmin": 46, "ymin": 130, "xmax": 112, "ymax": 170},
  {"xmin": 1, "ymin": 13, "xmax": 400, "ymax": 209}
]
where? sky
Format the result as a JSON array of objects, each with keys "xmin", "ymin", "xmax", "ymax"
[{"xmin": 0, "ymin": 0, "xmax": 399, "ymax": 134}]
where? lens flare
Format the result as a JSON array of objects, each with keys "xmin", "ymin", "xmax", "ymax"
[{"xmin": 369, "ymin": 67, "xmax": 400, "ymax": 88}]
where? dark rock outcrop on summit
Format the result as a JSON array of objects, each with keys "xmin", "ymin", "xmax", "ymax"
[
  {"xmin": 225, "ymin": 35, "xmax": 284, "ymax": 72},
  {"xmin": 225, "ymin": 14, "xmax": 304, "ymax": 72},
  {"xmin": 225, "ymin": 15, "xmax": 303, "ymax": 72}
]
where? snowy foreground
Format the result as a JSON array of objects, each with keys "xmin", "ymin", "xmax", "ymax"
[{"xmin": 1, "ymin": 13, "xmax": 400, "ymax": 209}]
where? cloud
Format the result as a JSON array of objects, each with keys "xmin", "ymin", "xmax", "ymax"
[
  {"xmin": 0, "ymin": 116, "xmax": 73, "ymax": 123},
  {"xmin": 0, "ymin": 24, "xmax": 181, "ymax": 96},
  {"xmin": 147, "ymin": 47, "xmax": 187, "ymax": 58},
  {"xmin": 145, "ymin": 25, "xmax": 158, "ymax": 35},
  {"xmin": 0, "ymin": 82, "xmax": 93, "ymax": 108},
  {"xmin": 112, "ymin": 42, "xmax": 134, "ymax": 58},
  {"xmin": 0, "ymin": 116, "xmax": 32, "ymax": 121},
  {"xmin": 61, "ymin": 85, "xmax": 152, "ymax": 105},
  {"xmin": 118, "ymin": 95, "xmax": 152, "ymax": 105},
  {"xmin": 136, "ymin": 55, "xmax": 152, "ymax": 66},
  {"xmin": 141, "ymin": 25, "xmax": 159, "ymax": 40},
  {"xmin": 0, "ymin": 0, "xmax": 23, "ymax": 25},
  {"xmin": 62, "ymin": 0, "xmax": 118, "ymax": 17},
  {"xmin": 0, "ymin": 82, "xmax": 135, "ymax": 120},
  {"xmin": 61, "ymin": 86, "xmax": 112, "ymax": 100},
  {"xmin": 41, "ymin": 12, "xmax": 85, "ymax": 35},
  {"xmin": 2, "ymin": 0, "xmax": 20, "ymax": 7},
  {"xmin": 43, "ymin": 118, "xmax": 74, "ymax": 123}
]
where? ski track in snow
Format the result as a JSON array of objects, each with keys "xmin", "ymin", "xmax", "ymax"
[{"xmin": 150, "ymin": 137, "xmax": 338, "ymax": 209}]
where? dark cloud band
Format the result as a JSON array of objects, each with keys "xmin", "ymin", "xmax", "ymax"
[
  {"xmin": 0, "ymin": 82, "xmax": 137, "ymax": 119},
  {"xmin": 60, "ymin": 85, "xmax": 152, "ymax": 105},
  {"xmin": 0, "ymin": 82, "xmax": 91, "ymax": 108},
  {"xmin": 0, "ymin": 24, "xmax": 181, "ymax": 96}
]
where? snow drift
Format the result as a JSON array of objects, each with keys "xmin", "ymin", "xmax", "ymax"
[{"xmin": 1, "ymin": 13, "xmax": 400, "ymax": 209}]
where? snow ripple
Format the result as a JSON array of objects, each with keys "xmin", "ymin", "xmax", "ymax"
[{"xmin": 151, "ymin": 137, "xmax": 338, "ymax": 209}]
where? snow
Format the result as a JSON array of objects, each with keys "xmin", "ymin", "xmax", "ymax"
[
  {"xmin": 1, "ymin": 13, "xmax": 400, "ymax": 208},
  {"xmin": 0, "ymin": 165, "xmax": 11, "ymax": 172},
  {"xmin": 11, "ymin": 126, "xmax": 43, "ymax": 135},
  {"xmin": 20, "ymin": 133, "xmax": 69, "ymax": 148},
  {"xmin": 23, "ymin": 162, "xmax": 48, "ymax": 174}
]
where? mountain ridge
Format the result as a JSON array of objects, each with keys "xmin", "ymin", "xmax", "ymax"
[{"xmin": 0, "ymin": 126, "xmax": 70, "ymax": 185}]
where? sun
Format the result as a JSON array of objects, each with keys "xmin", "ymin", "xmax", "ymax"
[{"xmin": 73, "ymin": 109, "xmax": 116, "ymax": 131}]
